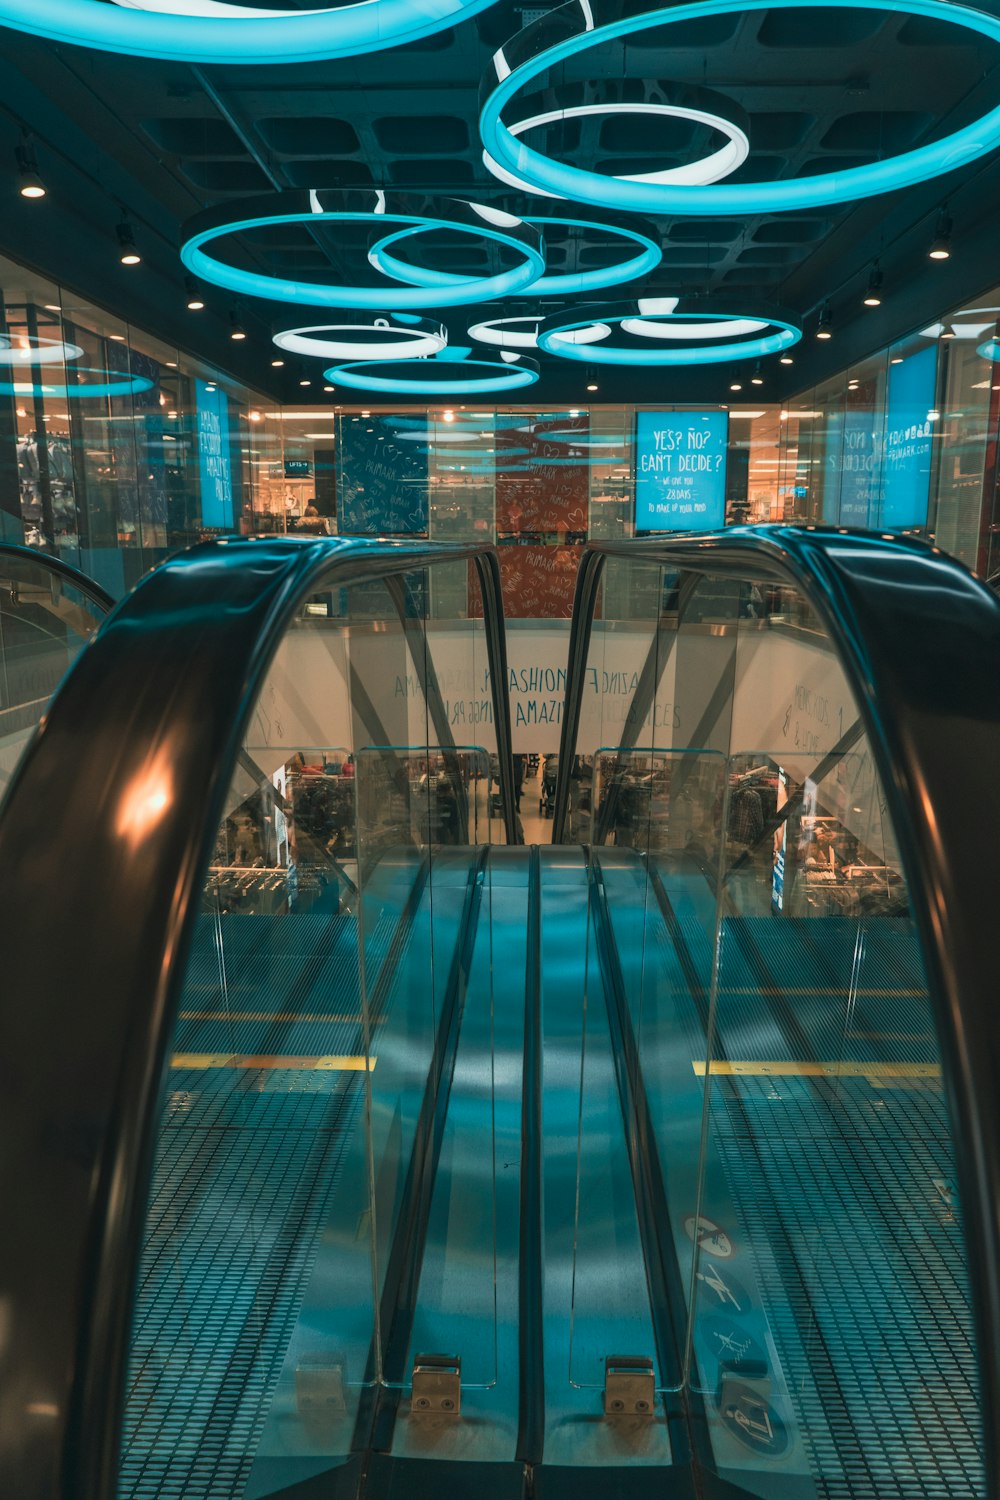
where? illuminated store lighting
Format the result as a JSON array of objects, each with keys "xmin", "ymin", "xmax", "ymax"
[
  {"xmin": 482, "ymin": 90, "xmax": 749, "ymax": 200},
  {"xmin": 116, "ymin": 215, "xmax": 141, "ymax": 266},
  {"xmin": 929, "ymin": 209, "xmax": 953, "ymax": 261},
  {"xmin": 0, "ymin": 0, "xmax": 497, "ymax": 64},
  {"xmin": 480, "ymin": 0, "xmax": 1000, "ymax": 215},
  {"xmin": 185, "ymin": 275, "xmax": 205, "ymax": 311},
  {"xmin": 273, "ymin": 315, "xmax": 447, "ymax": 362},
  {"xmin": 0, "ymin": 333, "xmax": 83, "ymax": 366},
  {"xmin": 16, "ymin": 136, "xmax": 45, "ymax": 199},
  {"xmin": 181, "ymin": 190, "xmax": 544, "ymax": 311},
  {"xmin": 324, "ymin": 356, "xmax": 539, "ymax": 395},
  {"xmin": 371, "ymin": 214, "xmax": 662, "ymax": 298},
  {"xmin": 816, "ymin": 304, "xmax": 833, "ymax": 340},
  {"xmin": 539, "ymin": 299, "xmax": 801, "ymax": 366},
  {"xmin": 0, "ymin": 367, "xmax": 154, "ymax": 398},
  {"xmin": 230, "ymin": 311, "xmax": 247, "ymax": 341},
  {"xmin": 863, "ymin": 264, "xmax": 883, "ymax": 307}
]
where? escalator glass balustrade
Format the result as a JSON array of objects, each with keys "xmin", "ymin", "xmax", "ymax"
[{"xmin": 0, "ymin": 528, "xmax": 998, "ymax": 1500}]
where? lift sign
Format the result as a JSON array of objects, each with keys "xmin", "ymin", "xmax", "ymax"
[{"xmin": 634, "ymin": 410, "xmax": 728, "ymax": 531}]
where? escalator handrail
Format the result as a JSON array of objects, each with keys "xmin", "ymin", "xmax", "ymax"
[
  {"xmin": 553, "ymin": 523, "xmax": 1000, "ymax": 1496},
  {"xmin": 0, "ymin": 540, "xmax": 116, "ymax": 615},
  {"xmin": 0, "ymin": 534, "xmax": 516, "ymax": 1500}
]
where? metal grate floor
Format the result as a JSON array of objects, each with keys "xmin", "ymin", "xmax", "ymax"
[
  {"xmin": 709, "ymin": 914, "xmax": 984, "ymax": 1499},
  {"xmin": 118, "ymin": 903, "xmax": 404, "ymax": 1500}
]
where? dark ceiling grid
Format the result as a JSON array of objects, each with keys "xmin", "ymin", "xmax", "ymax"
[{"xmin": 0, "ymin": 5, "xmax": 998, "ymax": 401}]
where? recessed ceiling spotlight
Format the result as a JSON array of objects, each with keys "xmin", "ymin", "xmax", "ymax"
[
  {"xmin": 271, "ymin": 358, "xmax": 284, "ymax": 367},
  {"xmin": 751, "ymin": 361, "xmax": 764, "ymax": 386},
  {"xmin": 730, "ymin": 378, "xmax": 743, "ymax": 391},
  {"xmin": 230, "ymin": 311, "xmax": 247, "ymax": 341},
  {"xmin": 185, "ymin": 275, "xmax": 205, "ymax": 311},
  {"xmin": 816, "ymin": 303, "xmax": 833, "ymax": 339}
]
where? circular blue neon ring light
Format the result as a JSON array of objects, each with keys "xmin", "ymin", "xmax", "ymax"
[
  {"xmin": 0, "ymin": 334, "xmax": 84, "ymax": 366},
  {"xmin": 0, "ymin": 0, "xmax": 498, "ymax": 64},
  {"xmin": 367, "ymin": 214, "xmax": 661, "ymax": 297},
  {"xmin": 537, "ymin": 302, "xmax": 801, "ymax": 365},
  {"xmin": 325, "ymin": 355, "xmax": 540, "ymax": 394},
  {"xmin": 0, "ymin": 367, "xmax": 155, "ymax": 397},
  {"xmin": 480, "ymin": 0, "xmax": 1000, "ymax": 214},
  {"xmin": 273, "ymin": 315, "xmax": 447, "ymax": 362},
  {"xmin": 182, "ymin": 191, "xmax": 545, "ymax": 311}
]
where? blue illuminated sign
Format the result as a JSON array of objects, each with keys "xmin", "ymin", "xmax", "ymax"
[
  {"xmin": 882, "ymin": 345, "xmax": 937, "ymax": 529},
  {"xmin": 635, "ymin": 410, "xmax": 728, "ymax": 531},
  {"xmin": 196, "ymin": 379, "xmax": 234, "ymax": 529},
  {"xmin": 839, "ymin": 379, "xmax": 879, "ymax": 527}
]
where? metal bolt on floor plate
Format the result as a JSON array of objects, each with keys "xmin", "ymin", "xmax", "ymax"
[
  {"xmin": 412, "ymin": 1353, "xmax": 461, "ymax": 1415},
  {"xmin": 295, "ymin": 1358, "xmax": 346, "ymax": 1424},
  {"xmin": 604, "ymin": 1355, "xmax": 654, "ymax": 1417}
]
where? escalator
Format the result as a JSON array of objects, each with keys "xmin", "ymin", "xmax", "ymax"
[{"xmin": 0, "ymin": 528, "xmax": 998, "ymax": 1500}]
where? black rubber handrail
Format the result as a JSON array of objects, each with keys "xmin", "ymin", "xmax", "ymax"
[
  {"xmin": 0, "ymin": 535, "xmax": 517, "ymax": 1500},
  {"xmin": 553, "ymin": 525, "xmax": 1000, "ymax": 1496}
]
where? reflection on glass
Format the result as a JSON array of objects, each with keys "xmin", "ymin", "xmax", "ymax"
[
  {"xmin": 0, "ymin": 547, "xmax": 107, "ymax": 799},
  {"xmin": 120, "ymin": 558, "xmax": 502, "ymax": 1496}
]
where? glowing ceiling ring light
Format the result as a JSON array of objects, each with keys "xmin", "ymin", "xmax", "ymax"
[
  {"xmin": 977, "ymin": 339, "xmax": 1000, "ymax": 361},
  {"xmin": 481, "ymin": 0, "xmax": 1000, "ymax": 215},
  {"xmin": 622, "ymin": 314, "xmax": 769, "ymax": 340},
  {"xmin": 0, "ymin": 0, "xmax": 497, "ymax": 64},
  {"xmin": 181, "ymin": 191, "xmax": 545, "ymax": 311},
  {"xmin": 273, "ymin": 315, "xmax": 447, "ymax": 362},
  {"xmin": 369, "ymin": 212, "xmax": 660, "ymax": 297},
  {"xmin": 467, "ymin": 313, "xmax": 611, "ymax": 350},
  {"xmin": 537, "ymin": 300, "xmax": 801, "ymax": 365},
  {"xmin": 0, "ymin": 367, "xmax": 155, "ymax": 397},
  {"xmin": 468, "ymin": 315, "xmax": 542, "ymax": 349},
  {"xmin": 482, "ymin": 89, "xmax": 751, "ymax": 199},
  {"xmin": 324, "ymin": 354, "xmax": 540, "ymax": 395},
  {"xmin": 0, "ymin": 334, "xmax": 85, "ymax": 366}
]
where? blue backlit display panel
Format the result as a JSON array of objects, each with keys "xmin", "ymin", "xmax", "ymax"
[
  {"xmin": 882, "ymin": 344, "xmax": 938, "ymax": 530},
  {"xmin": 634, "ymin": 409, "xmax": 728, "ymax": 532},
  {"xmin": 196, "ymin": 379, "xmax": 235, "ymax": 529}
]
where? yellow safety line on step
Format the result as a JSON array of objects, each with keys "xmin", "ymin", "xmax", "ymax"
[
  {"xmin": 171, "ymin": 1053, "xmax": 374, "ymax": 1071},
  {"xmin": 692, "ymin": 1059, "xmax": 939, "ymax": 1083}
]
